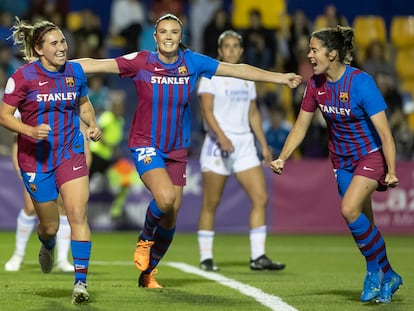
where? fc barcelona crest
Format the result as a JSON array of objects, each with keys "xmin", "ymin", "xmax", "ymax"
[
  {"xmin": 178, "ymin": 66, "xmax": 187, "ymax": 75},
  {"xmin": 339, "ymin": 92, "xmax": 349, "ymax": 102},
  {"xmin": 65, "ymin": 77, "xmax": 74, "ymax": 87},
  {"xmin": 29, "ymin": 184, "xmax": 37, "ymax": 192}
]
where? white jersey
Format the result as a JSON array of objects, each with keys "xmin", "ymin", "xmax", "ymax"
[{"xmin": 197, "ymin": 76, "xmax": 256, "ymax": 136}]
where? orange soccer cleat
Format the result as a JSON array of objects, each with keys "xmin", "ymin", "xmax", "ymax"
[{"xmin": 133, "ymin": 240, "xmax": 154, "ymax": 271}]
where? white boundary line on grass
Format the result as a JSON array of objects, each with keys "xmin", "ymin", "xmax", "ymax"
[{"xmin": 165, "ymin": 261, "xmax": 298, "ymax": 311}]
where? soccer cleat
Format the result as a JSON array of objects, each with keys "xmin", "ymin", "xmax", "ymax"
[
  {"xmin": 4, "ymin": 254, "xmax": 24, "ymax": 272},
  {"xmin": 138, "ymin": 269, "xmax": 163, "ymax": 288},
  {"xmin": 199, "ymin": 259, "xmax": 219, "ymax": 271},
  {"xmin": 134, "ymin": 240, "xmax": 154, "ymax": 271},
  {"xmin": 71, "ymin": 281, "xmax": 89, "ymax": 304},
  {"xmin": 38, "ymin": 245, "xmax": 54, "ymax": 273},
  {"xmin": 250, "ymin": 255, "xmax": 286, "ymax": 271},
  {"xmin": 376, "ymin": 271, "xmax": 403, "ymax": 303},
  {"xmin": 56, "ymin": 260, "xmax": 74, "ymax": 272},
  {"xmin": 360, "ymin": 271, "xmax": 381, "ymax": 302}
]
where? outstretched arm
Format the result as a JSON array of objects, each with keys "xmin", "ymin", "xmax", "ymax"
[
  {"xmin": 74, "ymin": 58, "xmax": 120, "ymax": 75},
  {"xmin": 215, "ymin": 62, "xmax": 302, "ymax": 88}
]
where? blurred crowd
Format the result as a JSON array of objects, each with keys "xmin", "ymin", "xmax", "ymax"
[{"xmin": 0, "ymin": 0, "xmax": 413, "ymax": 160}]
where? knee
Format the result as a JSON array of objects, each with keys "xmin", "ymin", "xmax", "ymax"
[
  {"xmin": 251, "ymin": 192, "xmax": 268, "ymax": 208},
  {"xmin": 38, "ymin": 222, "xmax": 59, "ymax": 237},
  {"xmin": 155, "ymin": 190, "xmax": 176, "ymax": 211},
  {"xmin": 341, "ymin": 202, "xmax": 359, "ymax": 223}
]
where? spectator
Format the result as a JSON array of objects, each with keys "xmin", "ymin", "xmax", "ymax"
[
  {"xmin": 74, "ymin": 9, "xmax": 104, "ymax": 58},
  {"xmin": 189, "ymin": 0, "xmax": 222, "ymax": 52},
  {"xmin": 362, "ymin": 40, "xmax": 397, "ymax": 82},
  {"xmin": 242, "ymin": 9, "xmax": 276, "ymax": 69},
  {"xmin": 88, "ymin": 75, "xmax": 111, "ymax": 117},
  {"xmin": 285, "ymin": 10, "xmax": 312, "ymax": 73},
  {"xmin": 110, "ymin": 0, "xmax": 145, "ymax": 53},
  {"xmin": 265, "ymin": 105, "xmax": 291, "ymax": 157},
  {"xmin": 202, "ymin": 7, "xmax": 232, "ymax": 58}
]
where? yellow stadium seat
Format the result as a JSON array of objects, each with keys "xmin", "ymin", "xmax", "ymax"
[
  {"xmin": 231, "ymin": 0, "xmax": 286, "ymax": 29},
  {"xmin": 353, "ymin": 15, "xmax": 387, "ymax": 51},
  {"xmin": 353, "ymin": 15, "xmax": 387, "ymax": 63},
  {"xmin": 400, "ymin": 80, "xmax": 414, "ymax": 130},
  {"xmin": 314, "ymin": 15, "xmax": 327, "ymax": 30},
  {"xmin": 66, "ymin": 11, "xmax": 82, "ymax": 32},
  {"xmin": 391, "ymin": 15, "xmax": 414, "ymax": 50},
  {"xmin": 395, "ymin": 48, "xmax": 414, "ymax": 81}
]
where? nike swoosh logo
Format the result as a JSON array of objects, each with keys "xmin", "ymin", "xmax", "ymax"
[
  {"xmin": 363, "ymin": 166, "xmax": 374, "ymax": 171},
  {"xmin": 154, "ymin": 67, "xmax": 165, "ymax": 72},
  {"xmin": 72, "ymin": 166, "xmax": 83, "ymax": 171},
  {"xmin": 318, "ymin": 91, "xmax": 326, "ymax": 95},
  {"xmin": 39, "ymin": 81, "xmax": 49, "ymax": 86}
]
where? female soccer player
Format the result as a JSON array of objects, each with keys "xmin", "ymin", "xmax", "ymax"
[
  {"xmin": 0, "ymin": 18, "xmax": 101, "ymax": 303},
  {"xmin": 76, "ymin": 13, "xmax": 301, "ymax": 288},
  {"xmin": 197, "ymin": 30, "xmax": 285, "ymax": 272},
  {"xmin": 270, "ymin": 25, "xmax": 402, "ymax": 304}
]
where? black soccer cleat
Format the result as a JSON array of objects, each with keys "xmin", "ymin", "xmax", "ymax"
[
  {"xmin": 250, "ymin": 255, "xmax": 285, "ymax": 271},
  {"xmin": 199, "ymin": 258, "xmax": 219, "ymax": 271}
]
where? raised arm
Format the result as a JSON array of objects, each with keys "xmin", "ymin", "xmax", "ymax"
[
  {"xmin": 215, "ymin": 62, "xmax": 302, "ymax": 88},
  {"xmin": 75, "ymin": 58, "xmax": 120, "ymax": 75}
]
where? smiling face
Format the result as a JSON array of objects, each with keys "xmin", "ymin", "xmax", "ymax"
[
  {"xmin": 154, "ymin": 19, "xmax": 183, "ymax": 63},
  {"xmin": 35, "ymin": 29, "xmax": 67, "ymax": 71}
]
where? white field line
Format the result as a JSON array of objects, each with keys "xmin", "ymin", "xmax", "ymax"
[
  {"xmin": 19, "ymin": 260, "xmax": 298, "ymax": 310},
  {"xmin": 166, "ymin": 261, "xmax": 298, "ymax": 311}
]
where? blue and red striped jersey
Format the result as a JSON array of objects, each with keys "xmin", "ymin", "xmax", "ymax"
[
  {"xmin": 115, "ymin": 49, "xmax": 219, "ymax": 158},
  {"xmin": 301, "ymin": 65, "xmax": 387, "ymax": 169},
  {"xmin": 2, "ymin": 60, "xmax": 88, "ymax": 172}
]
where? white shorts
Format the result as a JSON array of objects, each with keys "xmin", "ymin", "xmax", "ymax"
[{"xmin": 200, "ymin": 133, "xmax": 261, "ymax": 175}]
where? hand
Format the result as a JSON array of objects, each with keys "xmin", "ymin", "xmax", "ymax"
[
  {"xmin": 284, "ymin": 73, "xmax": 302, "ymax": 89},
  {"xmin": 385, "ymin": 173, "xmax": 399, "ymax": 188},
  {"xmin": 87, "ymin": 127, "xmax": 102, "ymax": 142},
  {"xmin": 261, "ymin": 146, "xmax": 273, "ymax": 165},
  {"xmin": 32, "ymin": 124, "xmax": 51, "ymax": 140},
  {"xmin": 218, "ymin": 135, "xmax": 234, "ymax": 153},
  {"xmin": 270, "ymin": 158, "xmax": 285, "ymax": 174}
]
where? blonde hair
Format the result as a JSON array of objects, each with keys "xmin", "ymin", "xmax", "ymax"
[{"xmin": 12, "ymin": 17, "xmax": 59, "ymax": 61}]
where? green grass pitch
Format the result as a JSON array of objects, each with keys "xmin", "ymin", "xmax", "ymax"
[{"xmin": 0, "ymin": 232, "xmax": 412, "ymax": 311}]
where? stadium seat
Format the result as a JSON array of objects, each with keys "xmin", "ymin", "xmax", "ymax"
[
  {"xmin": 353, "ymin": 15, "xmax": 387, "ymax": 63},
  {"xmin": 313, "ymin": 15, "xmax": 327, "ymax": 30},
  {"xmin": 231, "ymin": 0, "xmax": 286, "ymax": 29},
  {"xmin": 395, "ymin": 48, "xmax": 414, "ymax": 81},
  {"xmin": 390, "ymin": 16, "xmax": 414, "ymax": 50},
  {"xmin": 66, "ymin": 11, "xmax": 82, "ymax": 32},
  {"xmin": 400, "ymin": 80, "xmax": 414, "ymax": 130}
]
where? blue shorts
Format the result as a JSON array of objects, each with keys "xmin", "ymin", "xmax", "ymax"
[
  {"xmin": 335, "ymin": 150, "xmax": 387, "ymax": 197},
  {"xmin": 21, "ymin": 153, "xmax": 88, "ymax": 203},
  {"xmin": 130, "ymin": 147, "xmax": 187, "ymax": 186}
]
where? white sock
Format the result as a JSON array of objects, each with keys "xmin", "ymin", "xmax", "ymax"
[
  {"xmin": 198, "ymin": 230, "xmax": 214, "ymax": 262},
  {"xmin": 14, "ymin": 209, "xmax": 36, "ymax": 257},
  {"xmin": 56, "ymin": 215, "xmax": 71, "ymax": 262},
  {"xmin": 250, "ymin": 225, "xmax": 266, "ymax": 260}
]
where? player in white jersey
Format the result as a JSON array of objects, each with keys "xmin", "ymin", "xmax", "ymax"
[{"xmin": 197, "ymin": 30, "xmax": 286, "ymax": 271}]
